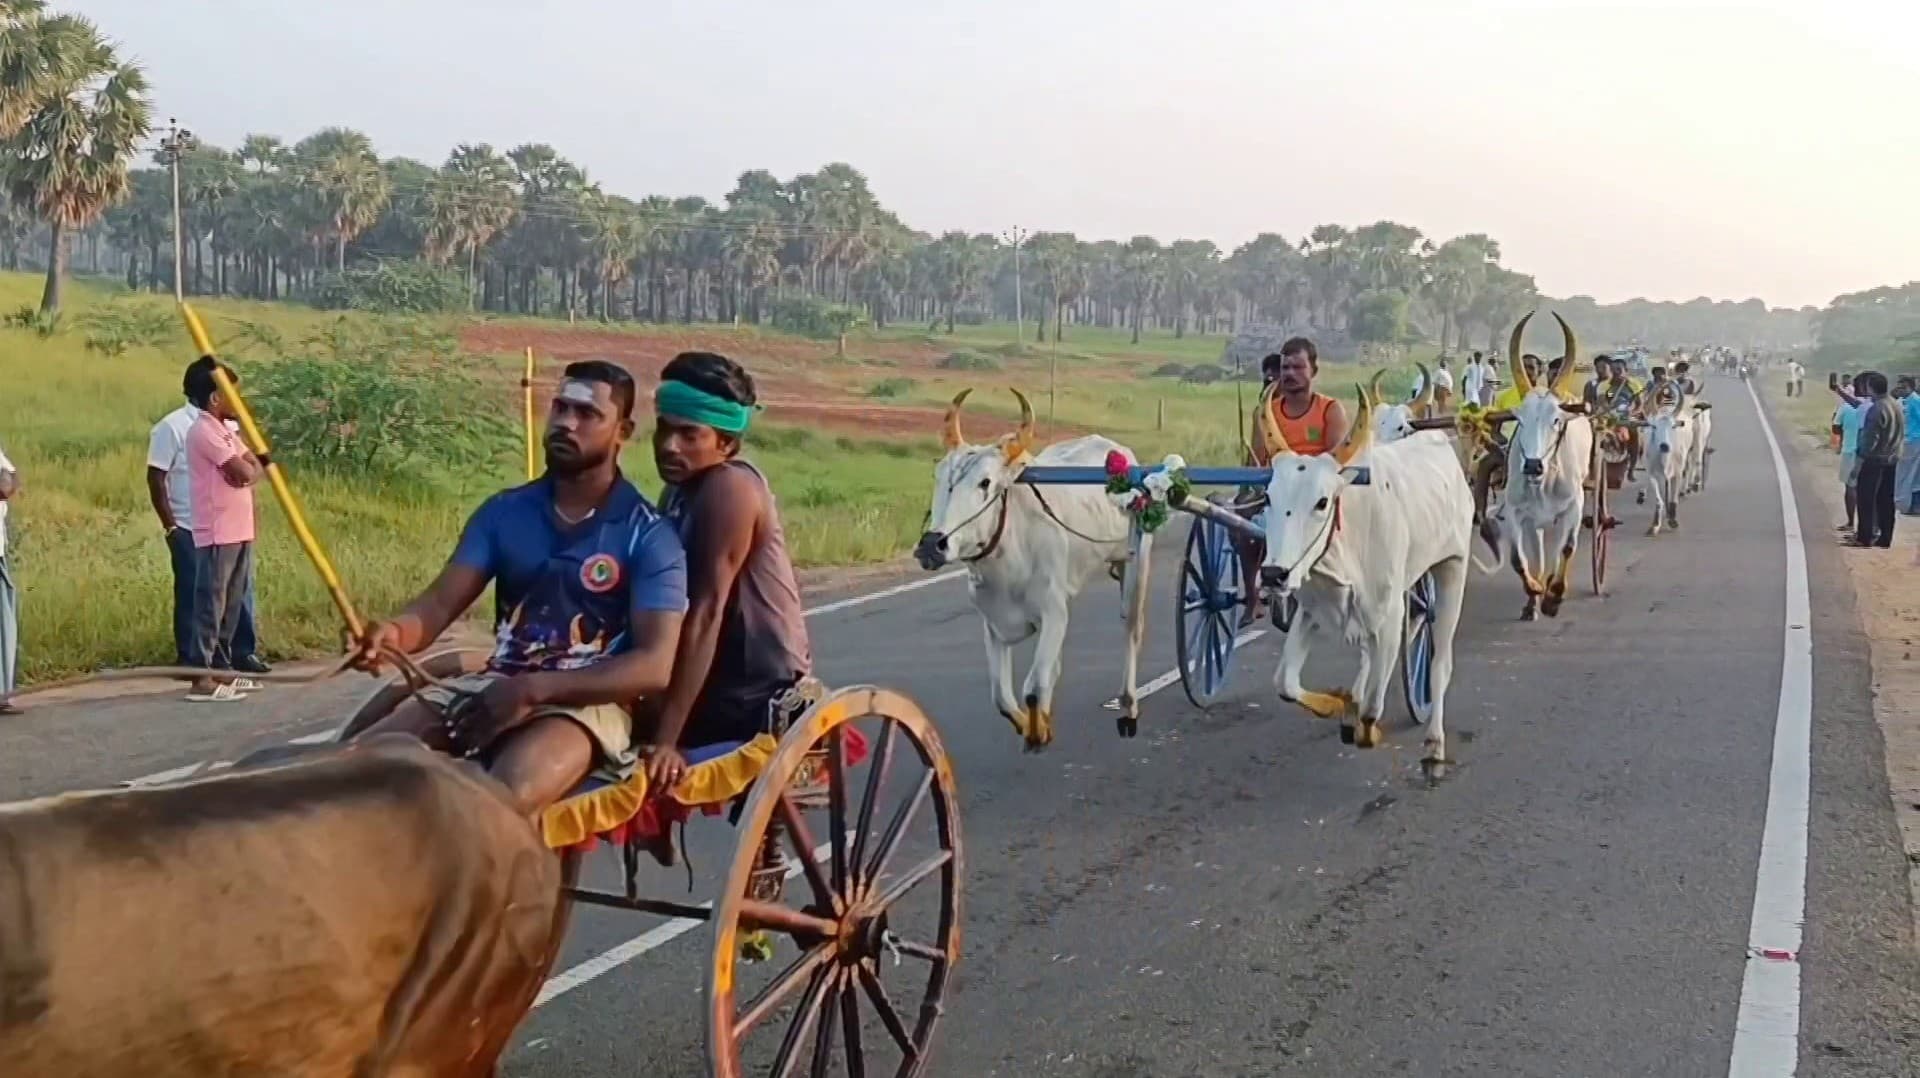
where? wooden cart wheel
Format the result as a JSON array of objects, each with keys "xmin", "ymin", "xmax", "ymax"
[
  {"xmin": 707, "ymin": 687, "xmax": 963, "ymax": 1078},
  {"xmin": 1176, "ymin": 507, "xmax": 1244, "ymax": 708},
  {"xmin": 1399, "ymin": 572, "xmax": 1437, "ymax": 726}
]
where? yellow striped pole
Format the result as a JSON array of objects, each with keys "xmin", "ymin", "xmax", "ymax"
[
  {"xmin": 179, "ymin": 302, "xmax": 366, "ymax": 642},
  {"xmin": 524, "ymin": 346, "xmax": 538, "ymax": 480}
]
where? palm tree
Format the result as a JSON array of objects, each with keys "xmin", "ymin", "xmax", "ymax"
[
  {"xmin": 0, "ymin": 1, "xmax": 88, "ymax": 138},
  {"xmin": 423, "ymin": 143, "xmax": 517, "ymax": 292},
  {"xmin": 292, "ymin": 127, "xmax": 389, "ymax": 271},
  {"xmin": 926, "ymin": 231, "xmax": 988, "ymax": 333},
  {"xmin": 1121, "ymin": 236, "xmax": 1163, "ymax": 344},
  {"xmin": 3, "ymin": 16, "xmax": 149, "ymax": 314},
  {"xmin": 577, "ymin": 187, "xmax": 644, "ymax": 321},
  {"xmin": 1029, "ymin": 232, "xmax": 1087, "ymax": 343}
]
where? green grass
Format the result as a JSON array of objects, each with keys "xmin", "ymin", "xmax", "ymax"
[{"xmin": 1764, "ymin": 376, "xmax": 1840, "ymax": 444}]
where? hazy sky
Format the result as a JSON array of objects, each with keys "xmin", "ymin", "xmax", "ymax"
[{"xmin": 78, "ymin": 0, "xmax": 1918, "ymax": 309}]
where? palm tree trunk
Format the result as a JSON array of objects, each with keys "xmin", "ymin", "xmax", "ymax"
[
  {"xmin": 335, "ymin": 230, "xmax": 346, "ymax": 272},
  {"xmin": 39, "ymin": 219, "xmax": 67, "ymax": 315}
]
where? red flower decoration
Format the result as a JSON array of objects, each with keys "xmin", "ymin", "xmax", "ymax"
[
  {"xmin": 1128, "ymin": 493, "xmax": 1149, "ymax": 513},
  {"xmin": 1104, "ymin": 450, "xmax": 1131, "ymax": 477}
]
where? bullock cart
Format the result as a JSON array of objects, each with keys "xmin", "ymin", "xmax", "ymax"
[
  {"xmin": 97, "ymin": 304, "xmax": 968, "ymax": 1078},
  {"xmin": 1014, "ymin": 464, "xmax": 1446, "ymax": 725}
]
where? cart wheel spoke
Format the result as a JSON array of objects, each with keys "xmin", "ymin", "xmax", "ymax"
[
  {"xmin": 864, "ymin": 766, "xmax": 933, "ymax": 888},
  {"xmin": 735, "ymin": 943, "xmax": 836, "ymax": 1040},
  {"xmin": 779, "ymin": 794, "xmax": 838, "ymax": 910},
  {"xmin": 839, "ymin": 974, "xmax": 866, "ymax": 1078},
  {"xmin": 884, "ymin": 934, "xmax": 947, "ymax": 964},
  {"xmin": 738, "ymin": 898, "xmax": 841, "ymax": 941},
  {"xmin": 869, "ymin": 851, "xmax": 953, "ymax": 915},
  {"xmin": 847, "ymin": 720, "xmax": 895, "ymax": 892},
  {"xmin": 857, "ymin": 962, "xmax": 917, "ymax": 1057},
  {"xmin": 827, "ymin": 727, "xmax": 851, "ymax": 895},
  {"xmin": 769, "ymin": 966, "xmax": 835, "ymax": 1078},
  {"xmin": 810, "ymin": 972, "xmax": 842, "ymax": 1078}
]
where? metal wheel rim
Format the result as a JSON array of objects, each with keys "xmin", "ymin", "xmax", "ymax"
[
  {"xmin": 706, "ymin": 688, "xmax": 962, "ymax": 1078},
  {"xmin": 1176, "ymin": 516, "xmax": 1240, "ymax": 708},
  {"xmin": 1400, "ymin": 574, "xmax": 1436, "ymax": 725}
]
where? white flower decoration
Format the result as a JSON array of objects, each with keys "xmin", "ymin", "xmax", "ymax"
[
  {"xmin": 1108, "ymin": 490, "xmax": 1140, "ymax": 511},
  {"xmin": 1142, "ymin": 470, "xmax": 1174, "ymax": 499},
  {"xmin": 1162, "ymin": 453, "xmax": 1187, "ymax": 473}
]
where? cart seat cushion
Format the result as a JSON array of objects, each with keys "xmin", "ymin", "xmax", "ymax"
[{"xmin": 540, "ymin": 734, "xmax": 779, "ymax": 849}]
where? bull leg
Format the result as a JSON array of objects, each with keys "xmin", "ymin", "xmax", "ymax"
[
  {"xmin": 1116, "ymin": 530, "xmax": 1152, "ymax": 737},
  {"xmin": 1274, "ymin": 617, "xmax": 1347, "ymax": 724},
  {"xmin": 1020, "ymin": 603, "xmax": 1071, "ymax": 751},
  {"xmin": 1541, "ymin": 508, "xmax": 1580, "ymax": 618},
  {"xmin": 1422, "ymin": 557, "xmax": 1468, "ymax": 782},
  {"xmin": 1509, "ymin": 530, "xmax": 1541, "ymax": 621},
  {"xmin": 1354, "ymin": 615, "xmax": 1403, "ymax": 750},
  {"xmin": 983, "ymin": 624, "xmax": 1025, "ymax": 739}
]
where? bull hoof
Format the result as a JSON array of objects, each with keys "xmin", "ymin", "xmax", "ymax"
[
  {"xmin": 1339, "ymin": 723, "xmax": 1357, "ymax": 745},
  {"xmin": 1354, "ymin": 720, "xmax": 1384, "ymax": 749},
  {"xmin": 1636, "ymin": 491, "xmax": 1646, "ymax": 505},
  {"xmin": 1520, "ymin": 606, "xmax": 1537, "ymax": 622},
  {"xmin": 1296, "ymin": 689, "xmax": 1352, "ymax": 720},
  {"xmin": 1540, "ymin": 596, "xmax": 1563, "ymax": 618},
  {"xmin": 1116, "ymin": 715, "xmax": 1137, "ymax": 738},
  {"xmin": 1421, "ymin": 757, "xmax": 1448, "ymax": 785},
  {"xmin": 1023, "ymin": 712, "xmax": 1054, "ymax": 752}
]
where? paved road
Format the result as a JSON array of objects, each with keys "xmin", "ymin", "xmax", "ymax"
[{"xmin": 5, "ymin": 380, "xmax": 1915, "ymax": 1076}]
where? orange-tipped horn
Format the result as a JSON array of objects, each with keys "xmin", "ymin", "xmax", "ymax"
[
  {"xmin": 1414, "ymin": 362, "xmax": 1435, "ymax": 417},
  {"xmin": 1508, "ymin": 313, "xmax": 1535, "ymax": 396},
  {"xmin": 1010, "ymin": 387, "xmax": 1036, "ymax": 447},
  {"xmin": 1335, "ymin": 384, "xmax": 1375, "ymax": 466},
  {"xmin": 1551, "ymin": 313, "xmax": 1580, "ymax": 399},
  {"xmin": 1366, "ymin": 370, "xmax": 1386, "ymax": 412},
  {"xmin": 942, "ymin": 388, "xmax": 972, "ymax": 449},
  {"xmin": 1257, "ymin": 381, "xmax": 1292, "ymax": 457}
]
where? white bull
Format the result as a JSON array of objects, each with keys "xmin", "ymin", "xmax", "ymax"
[
  {"xmin": 915, "ymin": 389, "xmax": 1149, "ymax": 750},
  {"xmin": 1488, "ymin": 312, "xmax": 1594, "ymax": 620},
  {"xmin": 1684, "ymin": 402, "xmax": 1713, "ymax": 494},
  {"xmin": 1641, "ymin": 402, "xmax": 1695, "ymax": 535},
  {"xmin": 1255, "ymin": 381, "xmax": 1474, "ymax": 781},
  {"xmin": 1372, "ymin": 363, "xmax": 1439, "ymax": 443}
]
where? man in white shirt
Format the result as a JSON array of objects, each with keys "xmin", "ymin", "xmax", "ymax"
[
  {"xmin": 1458, "ymin": 351, "xmax": 1489, "ymax": 408},
  {"xmin": 1786, "ymin": 360, "xmax": 1805, "ymax": 398},
  {"xmin": 147, "ymin": 362, "xmax": 268, "ymax": 675},
  {"xmin": 1430, "ymin": 358, "xmax": 1455, "ymax": 412},
  {"xmin": 0, "ymin": 440, "xmax": 18, "ymax": 713}
]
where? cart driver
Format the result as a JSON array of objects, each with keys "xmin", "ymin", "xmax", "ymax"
[
  {"xmin": 351, "ymin": 361, "xmax": 689, "ymax": 818},
  {"xmin": 1469, "ymin": 353, "xmax": 1544, "ymax": 540},
  {"xmin": 1240, "ymin": 338, "xmax": 1349, "ymax": 626},
  {"xmin": 641, "ymin": 352, "xmax": 813, "ymax": 793}
]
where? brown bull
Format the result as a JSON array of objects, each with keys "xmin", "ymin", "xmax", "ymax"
[{"xmin": 0, "ymin": 737, "xmax": 566, "ymax": 1077}]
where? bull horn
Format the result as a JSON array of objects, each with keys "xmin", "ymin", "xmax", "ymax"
[
  {"xmin": 1257, "ymin": 381, "xmax": 1292, "ymax": 458},
  {"xmin": 1335, "ymin": 384, "xmax": 1375, "ymax": 466},
  {"xmin": 1009, "ymin": 387, "xmax": 1036, "ymax": 448},
  {"xmin": 942, "ymin": 388, "xmax": 973, "ymax": 449},
  {"xmin": 1551, "ymin": 313, "xmax": 1580, "ymax": 399},
  {"xmin": 1366, "ymin": 370, "xmax": 1386, "ymax": 412},
  {"xmin": 1508, "ymin": 312, "xmax": 1534, "ymax": 396},
  {"xmin": 1414, "ymin": 362, "xmax": 1435, "ymax": 417}
]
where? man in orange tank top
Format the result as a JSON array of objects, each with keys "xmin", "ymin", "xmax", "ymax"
[{"xmin": 1240, "ymin": 338, "xmax": 1348, "ymax": 626}]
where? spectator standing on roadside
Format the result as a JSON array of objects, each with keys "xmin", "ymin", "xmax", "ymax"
[
  {"xmin": 1851, "ymin": 371, "xmax": 1904, "ymax": 548},
  {"xmin": 147, "ymin": 359, "xmax": 269, "ymax": 675},
  {"xmin": 1901, "ymin": 376, "xmax": 1920, "ymax": 516},
  {"xmin": 1831, "ymin": 373, "xmax": 1870, "ymax": 533},
  {"xmin": 1459, "ymin": 351, "xmax": 1490, "ymax": 408},
  {"xmin": 0, "ymin": 440, "xmax": 18, "ymax": 714},
  {"xmin": 183, "ymin": 358, "xmax": 265, "ymax": 702},
  {"xmin": 1429, "ymin": 358, "xmax": 1455, "ymax": 412},
  {"xmin": 1786, "ymin": 359, "xmax": 1805, "ymax": 398}
]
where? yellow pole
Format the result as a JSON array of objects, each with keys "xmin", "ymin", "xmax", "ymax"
[
  {"xmin": 523, "ymin": 346, "xmax": 537, "ymax": 480},
  {"xmin": 179, "ymin": 302, "xmax": 365, "ymax": 642}
]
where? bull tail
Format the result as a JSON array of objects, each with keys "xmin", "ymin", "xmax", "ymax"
[{"xmin": 1470, "ymin": 518, "xmax": 1505, "ymax": 575}]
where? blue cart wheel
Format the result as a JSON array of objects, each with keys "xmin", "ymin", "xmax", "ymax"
[
  {"xmin": 1176, "ymin": 506, "xmax": 1245, "ymax": 708},
  {"xmin": 1400, "ymin": 572, "xmax": 1437, "ymax": 726}
]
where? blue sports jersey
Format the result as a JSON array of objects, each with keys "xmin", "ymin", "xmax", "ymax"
[{"xmin": 452, "ymin": 474, "xmax": 687, "ymax": 675}]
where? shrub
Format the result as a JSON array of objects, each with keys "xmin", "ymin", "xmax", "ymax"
[
  {"xmin": 3, "ymin": 305, "xmax": 62, "ymax": 337},
  {"xmin": 1150, "ymin": 361, "xmax": 1188, "ymax": 378},
  {"xmin": 76, "ymin": 300, "xmax": 176, "ymax": 357},
  {"xmin": 1180, "ymin": 365, "xmax": 1227, "ymax": 384},
  {"xmin": 244, "ymin": 318, "xmax": 512, "ymax": 474},
  {"xmin": 308, "ymin": 261, "xmax": 471, "ymax": 314},
  {"xmin": 936, "ymin": 350, "xmax": 1001, "ymax": 371},
  {"xmin": 866, "ymin": 377, "xmax": 917, "ymax": 398},
  {"xmin": 770, "ymin": 296, "xmax": 864, "ymax": 341}
]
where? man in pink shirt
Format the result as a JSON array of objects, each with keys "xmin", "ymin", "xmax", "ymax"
[{"xmin": 183, "ymin": 357, "xmax": 263, "ymax": 701}]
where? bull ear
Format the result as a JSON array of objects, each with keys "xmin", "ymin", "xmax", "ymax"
[{"xmin": 942, "ymin": 388, "xmax": 973, "ymax": 450}]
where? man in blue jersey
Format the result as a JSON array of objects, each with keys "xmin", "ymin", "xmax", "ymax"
[{"xmin": 354, "ymin": 361, "xmax": 688, "ymax": 815}]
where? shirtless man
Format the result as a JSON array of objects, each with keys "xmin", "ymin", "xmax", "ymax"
[
  {"xmin": 639, "ymin": 352, "xmax": 813, "ymax": 790},
  {"xmin": 1240, "ymin": 338, "xmax": 1348, "ymax": 626},
  {"xmin": 353, "ymin": 361, "xmax": 688, "ymax": 816}
]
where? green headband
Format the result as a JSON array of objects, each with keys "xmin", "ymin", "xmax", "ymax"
[{"xmin": 656, "ymin": 379, "xmax": 755, "ymax": 435}]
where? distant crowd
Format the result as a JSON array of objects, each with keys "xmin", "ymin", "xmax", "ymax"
[{"xmin": 1828, "ymin": 369, "xmax": 1920, "ymax": 550}]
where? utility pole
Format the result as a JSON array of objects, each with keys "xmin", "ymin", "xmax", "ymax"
[
  {"xmin": 1000, "ymin": 226, "xmax": 1027, "ymax": 340},
  {"xmin": 160, "ymin": 118, "xmax": 196, "ymax": 301}
]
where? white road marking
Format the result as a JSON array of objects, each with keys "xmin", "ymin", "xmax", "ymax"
[
  {"xmin": 120, "ymin": 573, "xmax": 969, "ymax": 788},
  {"xmin": 1727, "ymin": 378, "xmax": 1812, "ymax": 1077},
  {"xmin": 526, "ymin": 631, "xmax": 1269, "ymax": 1004},
  {"xmin": 533, "ymin": 839, "xmax": 838, "ymax": 1009}
]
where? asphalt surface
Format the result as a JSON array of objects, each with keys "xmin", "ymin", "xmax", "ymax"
[{"xmin": 5, "ymin": 378, "xmax": 1915, "ymax": 1077}]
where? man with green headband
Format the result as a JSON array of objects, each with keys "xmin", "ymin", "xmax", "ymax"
[{"xmin": 640, "ymin": 351, "xmax": 812, "ymax": 792}]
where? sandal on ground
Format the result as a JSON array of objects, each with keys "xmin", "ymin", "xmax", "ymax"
[{"xmin": 186, "ymin": 683, "xmax": 250, "ymax": 703}]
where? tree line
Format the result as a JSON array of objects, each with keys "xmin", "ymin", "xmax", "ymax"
[{"xmin": 0, "ymin": 2, "xmax": 1840, "ymax": 358}]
